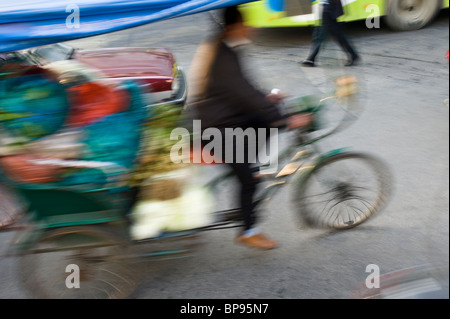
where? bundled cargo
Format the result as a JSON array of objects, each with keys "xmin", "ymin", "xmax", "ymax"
[
  {"xmin": 130, "ymin": 167, "xmax": 215, "ymax": 240},
  {"xmin": 0, "ymin": 73, "xmax": 69, "ymax": 142},
  {"xmin": 130, "ymin": 102, "xmax": 186, "ymax": 185},
  {"xmin": 0, "ymin": 60, "xmax": 146, "ymax": 189},
  {"xmin": 130, "ymin": 100, "xmax": 215, "ymax": 238},
  {"xmin": 0, "ymin": 66, "xmax": 73, "ymax": 184},
  {"xmin": 1, "ymin": 58, "xmax": 215, "ymax": 239}
]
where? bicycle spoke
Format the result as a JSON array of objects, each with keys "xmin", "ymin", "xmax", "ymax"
[
  {"xmin": 93, "ymin": 264, "xmax": 135, "ymax": 286},
  {"xmin": 19, "ymin": 226, "xmax": 140, "ymax": 299},
  {"xmin": 349, "ymin": 205, "xmax": 368, "ymax": 220},
  {"xmin": 292, "ymin": 153, "xmax": 392, "ymax": 229}
]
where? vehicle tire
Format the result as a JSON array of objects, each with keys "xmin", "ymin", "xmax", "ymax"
[
  {"xmin": 18, "ymin": 225, "xmax": 142, "ymax": 299},
  {"xmin": 385, "ymin": 0, "xmax": 442, "ymax": 31},
  {"xmin": 291, "ymin": 152, "xmax": 393, "ymax": 230}
]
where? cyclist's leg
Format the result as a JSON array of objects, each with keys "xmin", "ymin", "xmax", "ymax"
[
  {"xmin": 220, "ymin": 127, "xmax": 259, "ymax": 231},
  {"xmin": 227, "ymin": 160, "xmax": 259, "ymax": 231}
]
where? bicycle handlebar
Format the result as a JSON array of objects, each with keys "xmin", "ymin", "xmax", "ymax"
[{"xmin": 282, "ymin": 74, "xmax": 363, "ymax": 146}]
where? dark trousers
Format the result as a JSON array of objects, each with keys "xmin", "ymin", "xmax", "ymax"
[
  {"xmin": 227, "ymin": 159, "xmax": 259, "ymax": 231},
  {"xmin": 307, "ymin": 4, "xmax": 358, "ymax": 62},
  {"xmin": 204, "ymin": 125, "xmax": 269, "ymax": 231},
  {"xmin": 223, "ymin": 126, "xmax": 264, "ymax": 231}
]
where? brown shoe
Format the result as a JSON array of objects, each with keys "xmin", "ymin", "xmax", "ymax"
[{"xmin": 236, "ymin": 233, "xmax": 279, "ymax": 250}]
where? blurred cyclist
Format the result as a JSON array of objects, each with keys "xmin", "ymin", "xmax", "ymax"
[{"xmin": 187, "ymin": 5, "xmax": 311, "ymax": 250}]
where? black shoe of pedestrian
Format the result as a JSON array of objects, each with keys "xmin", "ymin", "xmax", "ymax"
[
  {"xmin": 299, "ymin": 60, "xmax": 315, "ymax": 67},
  {"xmin": 346, "ymin": 56, "xmax": 360, "ymax": 67}
]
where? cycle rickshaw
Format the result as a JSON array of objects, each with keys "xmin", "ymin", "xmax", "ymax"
[
  {"xmin": 0, "ymin": 1, "xmax": 393, "ymax": 299},
  {"xmin": 0, "ymin": 66, "xmax": 393, "ymax": 298}
]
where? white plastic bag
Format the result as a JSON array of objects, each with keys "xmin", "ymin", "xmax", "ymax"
[{"xmin": 130, "ymin": 167, "xmax": 215, "ymax": 240}]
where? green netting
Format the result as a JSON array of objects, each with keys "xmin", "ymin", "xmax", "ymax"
[{"xmin": 0, "ymin": 74, "xmax": 69, "ymax": 140}]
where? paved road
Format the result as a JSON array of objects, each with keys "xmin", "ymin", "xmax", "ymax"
[{"xmin": 0, "ymin": 10, "xmax": 448, "ymax": 299}]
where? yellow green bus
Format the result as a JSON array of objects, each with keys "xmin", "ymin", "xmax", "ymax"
[{"xmin": 240, "ymin": 0, "xmax": 449, "ymax": 31}]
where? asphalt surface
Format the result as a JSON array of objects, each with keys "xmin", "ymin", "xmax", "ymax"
[{"xmin": 0, "ymin": 10, "xmax": 448, "ymax": 300}]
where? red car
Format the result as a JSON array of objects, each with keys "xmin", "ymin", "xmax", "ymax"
[{"xmin": 7, "ymin": 43, "xmax": 187, "ymax": 107}]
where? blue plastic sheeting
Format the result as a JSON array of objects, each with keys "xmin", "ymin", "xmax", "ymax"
[{"xmin": 0, "ymin": 0, "xmax": 253, "ymax": 53}]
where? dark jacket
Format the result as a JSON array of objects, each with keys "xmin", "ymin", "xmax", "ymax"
[
  {"xmin": 188, "ymin": 39, "xmax": 285, "ymax": 130},
  {"xmin": 329, "ymin": 0, "xmax": 344, "ymax": 19}
]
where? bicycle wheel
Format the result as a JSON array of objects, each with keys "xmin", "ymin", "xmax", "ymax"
[
  {"xmin": 18, "ymin": 225, "xmax": 142, "ymax": 299},
  {"xmin": 292, "ymin": 152, "xmax": 393, "ymax": 229}
]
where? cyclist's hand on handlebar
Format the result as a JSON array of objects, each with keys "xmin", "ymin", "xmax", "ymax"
[
  {"xmin": 266, "ymin": 90, "xmax": 288, "ymax": 105},
  {"xmin": 287, "ymin": 113, "xmax": 313, "ymax": 130}
]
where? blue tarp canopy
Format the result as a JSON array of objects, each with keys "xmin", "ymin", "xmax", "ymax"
[{"xmin": 0, "ymin": 0, "xmax": 253, "ymax": 53}]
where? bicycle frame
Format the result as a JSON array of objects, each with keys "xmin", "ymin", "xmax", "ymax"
[
  {"xmin": 188, "ymin": 83, "xmax": 363, "ymax": 231},
  {"xmin": 198, "ymin": 127, "xmax": 350, "ymax": 231}
]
